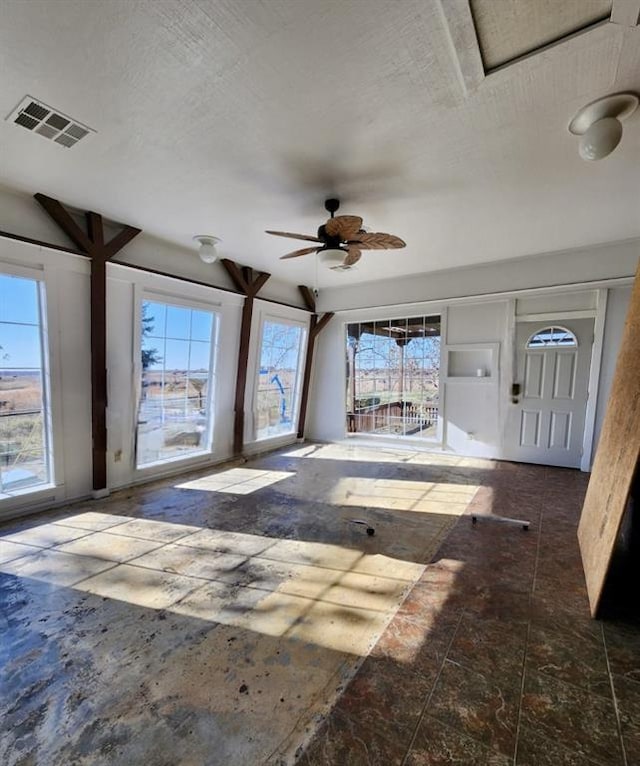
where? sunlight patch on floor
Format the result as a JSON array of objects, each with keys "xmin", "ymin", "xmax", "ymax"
[
  {"xmin": 0, "ymin": 512, "xmax": 426, "ymax": 656},
  {"xmin": 330, "ymin": 477, "xmax": 479, "ymax": 515},
  {"xmin": 175, "ymin": 467, "xmax": 295, "ymax": 494},
  {"xmin": 283, "ymin": 442, "xmax": 496, "ymax": 470}
]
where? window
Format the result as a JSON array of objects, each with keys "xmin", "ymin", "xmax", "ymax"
[
  {"xmin": 346, "ymin": 315, "xmax": 441, "ymax": 439},
  {"xmin": 0, "ymin": 273, "xmax": 52, "ymax": 492},
  {"xmin": 255, "ymin": 319, "xmax": 305, "ymax": 440},
  {"xmin": 136, "ymin": 298, "xmax": 217, "ymax": 467},
  {"xmin": 527, "ymin": 326, "xmax": 577, "ymax": 348}
]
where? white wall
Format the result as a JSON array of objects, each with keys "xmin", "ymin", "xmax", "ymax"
[
  {"xmin": 317, "ymin": 239, "xmax": 639, "ymax": 313},
  {"xmin": 443, "ymin": 302, "xmax": 506, "ymax": 458},
  {"xmin": 0, "ymin": 183, "xmax": 305, "ymax": 309},
  {"xmin": 307, "ymin": 277, "xmax": 637, "ymax": 467}
]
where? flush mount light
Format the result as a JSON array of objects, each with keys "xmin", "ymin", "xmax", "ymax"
[
  {"xmin": 569, "ymin": 92, "xmax": 638, "ymax": 161},
  {"xmin": 193, "ymin": 235, "xmax": 220, "ymax": 264}
]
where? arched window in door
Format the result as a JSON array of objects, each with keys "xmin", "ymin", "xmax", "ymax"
[{"xmin": 526, "ymin": 326, "xmax": 577, "ymax": 348}]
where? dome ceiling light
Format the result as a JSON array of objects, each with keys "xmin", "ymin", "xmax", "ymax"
[
  {"xmin": 193, "ymin": 235, "xmax": 220, "ymax": 264},
  {"xmin": 569, "ymin": 92, "xmax": 638, "ymax": 161}
]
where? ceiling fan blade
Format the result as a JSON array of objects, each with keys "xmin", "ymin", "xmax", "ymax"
[
  {"xmin": 324, "ymin": 215, "xmax": 363, "ymax": 240},
  {"xmin": 280, "ymin": 246, "xmax": 321, "ymax": 260},
  {"xmin": 266, "ymin": 230, "xmax": 321, "ymax": 242},
  {"xmin": 352, "ymin": 232, "xmax": 406, "ymax": 250},
  {"xmin": 343, "ymin": 245, "xmax": 362, "ymax": 267}
]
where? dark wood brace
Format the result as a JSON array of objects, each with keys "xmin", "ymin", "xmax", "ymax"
[{"xmin": 34, "ymin": 193, "xmax": 141, "ymax": 491}]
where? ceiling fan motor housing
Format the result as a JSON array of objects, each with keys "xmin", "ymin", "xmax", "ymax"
[{"xmin": 316, "ymin": 224, "xmax": 344, "ymax": 246}]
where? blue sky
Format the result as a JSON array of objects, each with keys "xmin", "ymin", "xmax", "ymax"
[
  {"xmin": 143, "ymin": 300, "xmax": 214, "ymax": 372},
  {"xmin": 0, "ymin": 274, "xmax": 42, "ymax": 369}
]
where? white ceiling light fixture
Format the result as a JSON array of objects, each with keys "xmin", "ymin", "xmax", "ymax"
[
  {"xmin": 569, "ymin": 92, "xmax": 638, "ymax": 161},
  {"xmin": 193, "ymin": 235, "xmax": 220, "ymax": 264},
  {"xmin": 318, "ymin": 246, "xmax": 349, "ymax": 268}
]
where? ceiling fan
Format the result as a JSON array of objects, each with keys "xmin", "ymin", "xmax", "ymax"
[{"xmin": 266, "ymin": 198, "xmax": 406, "ymax": 270}]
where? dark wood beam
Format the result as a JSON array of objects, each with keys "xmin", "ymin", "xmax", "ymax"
[
  {"xmin": 248, "ymin": 271, "xmax": 270, "ymax": 298},
  {"xmin": 297, "ymin": 287, "xmax": 334, "ymax": 439},
  {"xmin": 34, "ymin": 193, "xmax": 95, "ymax": 254},
  {"xmin": 221, "ymin": 259, "xmax": 271, "ymax": 455},
  {"xmin": 0, "ymin": 230, "xmax": 312, "ymax": 313},
  {"xmin": 311, "ymin": 311, "xmax": 334, "ymax": 339},
  {"xmin": 103, "ymin": 224, "xmax": 142, "ymax": 259},
  {"xmin": 298, "ymin": 285, "xmax": 316, "ymax": 313},
  {"xmin": 86, "ymin": 211, "xmax": 104, "ymax": 250},
  {"xmin": 90, "ymin": 255, "xmax": 108, "ymax": 490},
  {"xmin": 34, "ymin": 193, "xmax": 141, "ymax": 492},
  {"xmin": 221, "ymin": 258, "xmax": 249, "ymax": 294}
]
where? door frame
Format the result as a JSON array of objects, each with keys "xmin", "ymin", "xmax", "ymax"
[{"xmin": 503, "ymin": 290, "xmax": 608, "ymax": 472}]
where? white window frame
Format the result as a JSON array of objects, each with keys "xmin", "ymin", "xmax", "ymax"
[
  {"xmin": 251, "ymin": 312, "xmax": 308, "ymax": 444},
  {"xmin": 133, "ymin": 287, "xmax": 220, "ymax": 473},
  {"xmin": 526, "ymin": 325, "xmax": 578, "ymax": 348},
  {"xmin": 0, "ymin": 260, "xmax": 62, "ymax": 501},
  {"xmin": 344, "ymin": 312, "xmax": 444, "ymax": 445}
]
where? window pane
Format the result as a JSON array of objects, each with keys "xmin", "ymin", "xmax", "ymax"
[
  {"xmin": 142, "ymin": 301, "xmax": 166, "ymax": 339},
  {"xmin": 0, "ymin": 370, "xmax": 43, "ymax": 413},
  {"xmin": 188, "ymin": 341, "xmax": 211, "ymax": 371},
  {"xmin": 136, "ymin": 299, "xmax": 216, "ymax": 467},
  {"xmin": 0, "ymin": 412, "xmax": 48, "ymax": 490},
  {"xmin": 527, "ymin": 326, "xmax": 577, "ymax": 348},
  {"xmin": 0, "ymin": 324, "xmax": 42, "ymax": 369},
  {"xmin": 166, "ymin": 305, "xmax": 191, "ymax": 339},
  {"xmin": 0, "ymin": 275, "xmax": 39, "ymax": 325},
  {"xmin": 345, "ymin": 315, "xmax": 440, "ymax": 440},
  {"xmin": 255, "ymin": 320, "xmax": 304, "ymax": 440},
  {"xmin": 0, "ymin": 273, "xmax": 51, "ymax": 494},
  {"xmin": 165, "ymin": 338, "xmax": 190, "ymax": 371},
  {"xmin": 191, "ymin": 310, "xmax": 213, "ymax": 342}
]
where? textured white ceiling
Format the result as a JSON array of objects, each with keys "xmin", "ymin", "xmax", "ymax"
[
  {"xmin": 0, "ymin": 0, "xmax": 638, "ymax": 288},
  {"xmin": 471, "ymin": 0, "xmax": 613, "ymax": 70}
]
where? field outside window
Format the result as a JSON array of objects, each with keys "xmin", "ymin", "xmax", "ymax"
[
  {"xmin": 0, "ymin": 273, "xmax": 52, "ymax": 493},
  {"xmin": 346, "ymin": 315, "xmax": 441, "ymax": 439},
  {"xmin": 255, "ymin": 319, "xmax": 305, "ymax": 440},
  {"xmin": 136, "ymin": 299, "xmax": 216, "ymax": 467}
]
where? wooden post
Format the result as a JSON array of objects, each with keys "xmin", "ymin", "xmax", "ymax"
[
  {"xmin": 221, "ymin": 259, "xmax": 270, "ymax": 455},
  {"xmin": 297, "ymin": 285, "xmax": 334, "ymax": 439},
  {"xmin": 34, "ymin": 194, "xmax": 141, "ymax": 492}
]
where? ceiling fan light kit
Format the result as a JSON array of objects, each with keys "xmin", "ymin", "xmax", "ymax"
[
  {"xmin": 569, "ymin": 92, "xmax": 638, "ymax": 161},
  {"xmin": 266, "ymin": 198, "xmax": 406, "ymax": 270},
  {"xmin": 318, "ymin": 246, "xmax": 349, "ymax": 267},
  {"xmin": 193, "ymin": 234, "xmax": 220, "ymax": 264}
]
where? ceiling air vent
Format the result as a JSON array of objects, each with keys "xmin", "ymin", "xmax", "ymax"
[{"xmin": 6, "ymin": 96, "xmax": 95, "ymax": 148}]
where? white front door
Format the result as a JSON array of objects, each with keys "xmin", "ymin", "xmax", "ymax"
[{"xmin": 504, "ymin": 319, "xmax": 594, "ymax": 468}]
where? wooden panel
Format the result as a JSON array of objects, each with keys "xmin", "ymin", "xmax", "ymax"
[{"xmin": 578, "ymin": 262, "xmax": 640, "ymax": 616}]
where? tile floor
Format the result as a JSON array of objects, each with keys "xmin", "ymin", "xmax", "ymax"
[
  {"xmin": 298, "ymin": 454, "xmax": 640, "ymax": 765},
  {"xmin": 1, "ymin": 443, "xmax": 638, "ymax": 765}
]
